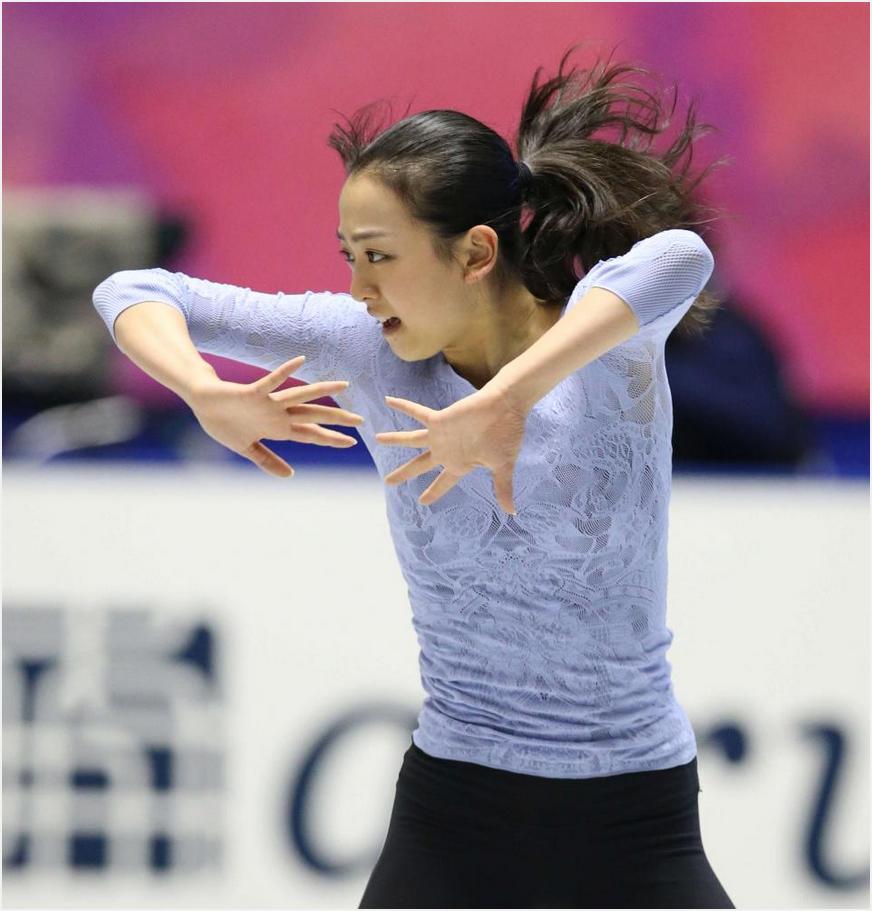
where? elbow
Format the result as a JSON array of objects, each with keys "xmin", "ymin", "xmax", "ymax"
[
  {"xmin": 92, "ymin": 269, "xmax": 134, "ymax": 307},
  {"xmin": 93, "ymin": 268, "xmax": 145, "ymax": 297},
  {"xmin": 662, "ymin": 231, "xmax": 716, "ymax": 294},
  {"xmin": 695, "ymin": 245, "xmax": 716, "ymax": 291},
  {"xmin": 674, "ymin": 230, "xmax": 715, "ymax": 281},
  {"xmin": 91, "ymin": 269, "xmax": 157, "ymax": 346}
]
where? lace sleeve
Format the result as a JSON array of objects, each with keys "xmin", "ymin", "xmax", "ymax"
[
  {"xmin": 92, "ymin": 267, "xmax": 375, "ymax": 383},
  {"xmin": 578, "ymin": 229, "xmax": 715, "ymax": 333}
]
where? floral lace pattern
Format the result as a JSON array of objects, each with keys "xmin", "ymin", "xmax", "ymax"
[{"xmin": 93, "ymin": 229, "xmax": 714, "ymax": 779}]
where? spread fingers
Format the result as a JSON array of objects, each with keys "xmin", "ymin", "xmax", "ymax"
[{"xmin": 285, "ymin": 403, "xmax": 364, "ymax": 426}]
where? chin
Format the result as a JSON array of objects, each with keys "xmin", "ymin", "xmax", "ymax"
[
  {"xmin": 394, "ymin": 349, "xmax": 429, "ymax": 363},
  {"xmin": 403, "ymin": 348, "xmax": 442, "ymax": 365},
  {"xmin": 389, "ymin": 336, "xmax": 439, "ymax": 364}
]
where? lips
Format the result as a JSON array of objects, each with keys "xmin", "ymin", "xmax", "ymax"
[{"xmin": 367, "ymin": 310, "xmax": 397, "ymax": 323}]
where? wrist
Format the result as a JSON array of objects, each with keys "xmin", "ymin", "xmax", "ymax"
[
  {"xmin": 486, "ymin": 365, "xmax": 540, "ymax": 416},
  {"xmin": 181, "ymin": 361, "xmax": 220, "ymax": 407}
]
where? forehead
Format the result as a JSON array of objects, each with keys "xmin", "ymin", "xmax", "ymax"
[{"xmin": 338, "ymin": 174, "xmax": 414, "ymax": 232}]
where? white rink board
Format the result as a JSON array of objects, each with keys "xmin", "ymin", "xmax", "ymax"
[{"xmin": 3, "ymin": 465, "xmax": 869, "ymax": 909}]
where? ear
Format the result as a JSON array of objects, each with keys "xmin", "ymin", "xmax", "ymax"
[{"xmin": 461, "ymin": 225, "xmax": 499, "ymax": 284}]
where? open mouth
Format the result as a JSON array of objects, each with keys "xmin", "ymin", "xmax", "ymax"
[{"xmin": 382, "ymin": 317, "xmax": 402, "ymax": 334}]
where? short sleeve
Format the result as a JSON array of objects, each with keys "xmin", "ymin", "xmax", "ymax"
[
  {"xmin": 92, "ymin": 267, "xmax": 376, "ymax": 384},
  {"xmin": 584, "ymin": 229, "xmax": 715, "ymax": 330}
]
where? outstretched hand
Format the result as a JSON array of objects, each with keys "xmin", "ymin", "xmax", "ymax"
[
  {"xmin": 374, "ymin": 385, "xmax": 530, "ymax": 515},
  {"xmin": 187, "ymin": 355, "xmax": 364, "ymax": 478}
]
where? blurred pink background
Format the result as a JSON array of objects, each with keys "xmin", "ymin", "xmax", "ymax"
[{"xmin": 4, "ymin": 2, "xmax": 869, "ymax": 414}]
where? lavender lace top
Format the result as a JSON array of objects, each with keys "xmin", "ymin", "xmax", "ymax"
[{"xmin": 93, "ymin": 228, "xmax": 715, "ymax": 779}]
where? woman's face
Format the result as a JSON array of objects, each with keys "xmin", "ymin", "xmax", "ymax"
[{"xmin": 337, "ymin": 173, "xmax": 479, "ymax": 362}]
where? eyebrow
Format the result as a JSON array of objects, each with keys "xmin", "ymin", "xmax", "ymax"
[{"xmin": 336, "ymin": 229, "xmax": 392, "ymax": 242}]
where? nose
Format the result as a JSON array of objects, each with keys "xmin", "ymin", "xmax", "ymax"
[{"xmin": 349, "ymin": 266, "xmax": 377, "ymax": 304}]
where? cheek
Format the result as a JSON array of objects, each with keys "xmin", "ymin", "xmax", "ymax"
[{"xmin": 393, "ymin": 267, "xmax": 460, "ymax": 332}]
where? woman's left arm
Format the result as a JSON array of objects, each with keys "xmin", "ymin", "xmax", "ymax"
[
  {"xmin": 493, "ymin": 287, "xmax": 640, "ymax": 412},
  {"xmin": 376, "ymin": 230, "xmax": 714, "ymax": 513},
  {"xmin": 501, "ymin": 228, "xmax": 716, "ymax": 408},
  {"xmin": 374, "ymin": 290, "xmax": 636, "ymax": 514}
]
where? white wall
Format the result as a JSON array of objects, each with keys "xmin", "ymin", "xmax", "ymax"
[{"xmin": 3, "ymin": 466, "xmax": 868, "ymax": 909}]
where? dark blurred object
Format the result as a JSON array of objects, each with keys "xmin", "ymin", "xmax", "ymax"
[
  {"xmin": 667, "ymin": 298, "xmax": 816, "ymax": 470},
  {"xmin": 2, "ymin": 187, "xmax": 189, "ymax": 408},
  {"xmin": 805, "ymin": 416, "xmax": 870, "ymax": 479},
  {"xmin": 155, "ymin": 214, "xmax": 189, "ymax": 267}
]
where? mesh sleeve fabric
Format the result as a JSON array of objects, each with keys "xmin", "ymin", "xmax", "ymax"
[
  {"xmin": 92, "ymin": 267, "xmax": 375, "ymax": 383},
  {"xmin": 580, "ymin": 229, "xmax": 715, "ymax": 329}
]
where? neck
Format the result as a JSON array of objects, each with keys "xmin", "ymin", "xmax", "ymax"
[{"xmin": 441, "ymin": 281, "xmax": 564, "ymax": 390}]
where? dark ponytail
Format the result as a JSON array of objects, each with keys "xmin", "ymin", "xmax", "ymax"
[{"xmin": 328, "ymin": 45, "xmax": 730, "ymax": 337}]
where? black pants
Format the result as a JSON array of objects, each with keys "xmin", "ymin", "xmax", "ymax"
[{"xmin": 359, "ymin": 738, "xmax": 734, "ymax": 909}]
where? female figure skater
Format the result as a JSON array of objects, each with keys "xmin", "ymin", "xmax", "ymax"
[{"xmin": 93, "ymin": 49, "xmax": 734, "ymax": 909}]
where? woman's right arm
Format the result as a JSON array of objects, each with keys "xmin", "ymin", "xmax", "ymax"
[
  {"xmin": 93, "ymin": 267, "xmax": 371, "ymax": 381},
  {"xmin": 93, "ymin": 268, "xmax": 371, "ymax": 476},
  {"xmin": 112, "ymin": 300, "xmax": 221, "ymax": 405}
]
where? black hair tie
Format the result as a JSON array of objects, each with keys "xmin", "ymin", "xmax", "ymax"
[{"xmin": 516, "ymin": 159, "xmax": 534, "ymax": 192}]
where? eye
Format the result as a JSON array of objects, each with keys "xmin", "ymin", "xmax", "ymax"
[{"xmin": 338, "ymin": 250, "xmax": 388, "ymax": 265}]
